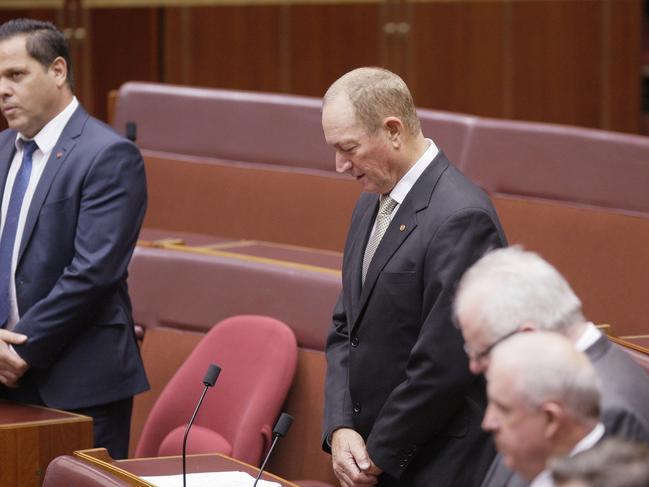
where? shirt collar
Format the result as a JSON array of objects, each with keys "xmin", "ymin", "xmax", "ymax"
[
  {"xmin": 14, "ymin": 97, "xmax": 79, "ymax": 154},
  {"xmin": 570, "ymin": 422, "xmax": 605, "ymax": 456},
  {"xmin": 388, "ymin": 138, "xmax": 439, "ymax": 204},
  {"xmin": 529, "ymin": 423, "xmax": 605, "ymax": 487},
  {"xmin": 574, "ymin": 322, "xmax": 602, "ymax": 352}
]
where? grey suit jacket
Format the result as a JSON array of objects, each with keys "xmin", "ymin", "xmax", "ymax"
[
  {"xmin": 480, "ymin": 455, "xmax": 528, "ymax": 487},
  {"xmin": 587, "ymin": 333, "xmax": 649, "ymax": 442},
  {"xmin": 324, "ymin": 152, "xmax": 507, "ymax": 486}
]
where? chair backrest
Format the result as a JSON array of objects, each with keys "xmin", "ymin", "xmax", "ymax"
[
  {"xmin": 462, "ymin": 117, "xmax": 649, "ymax": 216},
  {"xmin": 135, "ymin": 315, "xmax": 298, "ymax": 466},
  {"xmin": 43, "ymin": 456, "xmax": 130, "ymax": 487}
]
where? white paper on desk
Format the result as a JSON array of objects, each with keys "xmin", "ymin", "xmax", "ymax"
[{"xmin": 141, "ymin": 471, "xmax": 281, "ymax": 487}]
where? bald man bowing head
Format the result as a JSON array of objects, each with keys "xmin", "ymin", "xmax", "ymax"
[
  {"xmin": 321, "ymin": 67, "xmax": 506, "ymax": 487},
  {"xmin": 484, "ymin": 332, "xmax": 604, "ymax": 487}
]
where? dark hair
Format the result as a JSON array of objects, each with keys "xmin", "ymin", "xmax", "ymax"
[{"xmin": 0, "ymin": 18, "xmax": 74, "ymax": 91}]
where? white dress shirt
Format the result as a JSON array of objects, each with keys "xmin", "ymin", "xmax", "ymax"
[
  {"xmin": 0, "ymin": 97, "xmax": 78, "ymax": 329},
  {"xmin": 367, "ymin": 138, "xmax": 439, "ymax": 239},
  {"xmin": 529, "ymin": 422, "xmax": 605, "ymax": 487}
]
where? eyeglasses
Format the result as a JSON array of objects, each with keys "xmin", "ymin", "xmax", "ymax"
[{"xmin": 463, "ymin": 329, "xmax": 520, "ymax": 362}]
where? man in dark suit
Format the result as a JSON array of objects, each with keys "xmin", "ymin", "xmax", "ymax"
[
  {"xmin": 0, "ymin": 19, "xmax": 148, "ymax": 458},
  {"xmin": 453, "ymin": 246, "xmax": 649, "ymax": 487},
  {"xmin": 321, "ymin": 67, "xmax": 506, "ymax": 486}
]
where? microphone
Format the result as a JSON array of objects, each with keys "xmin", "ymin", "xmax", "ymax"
[
  {"xmin": 183, "ymin": 363, "xmax": 221, "ymax": 487},
  {"xmin": 252, "ymin": 413, "xmax": 293, "ymax": 487},
  {"xmin": 125, "ymin": 121, "xmax": 137, "ymax": 142}
]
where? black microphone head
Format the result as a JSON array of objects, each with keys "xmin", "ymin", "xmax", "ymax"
[
  {"xmin": 272, "ymin": 413, "xmax": 293, "ymax": 438},
  {"xmin": 203, "ymin": 363, "xmax": 221, "ymax": 387},
  {"xmin": 125, "ymin": 122, "xmax": 137, "ymax": 142}
]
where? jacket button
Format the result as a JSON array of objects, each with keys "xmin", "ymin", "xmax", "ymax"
[
  {"xmin": 351, "ymin": 336, "xmax": 359, "ymax": 347},
  {"xmin": 353, "ymin": 403, "xmax": 361, "ymax": 414}
]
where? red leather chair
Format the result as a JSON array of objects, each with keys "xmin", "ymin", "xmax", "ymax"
[
  {"xmin": 43, "ymin": 456, "xmax": 130, "ymax": 487},
  {"xmin": 135, "ymin": 315, "xmax": 298, "ymax": 466}
]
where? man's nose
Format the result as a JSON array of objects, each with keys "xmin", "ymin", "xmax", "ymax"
[
  {"xmin": 482, "ymin": 405, "xmax": 497, "ymax": 432},
  {"xmin": 335, "ymin": 153, "xmax": 352, "ymax": 174},
  {"xmin": 469, "ymin": 357, "xmax": 485, "ymax": 375}
]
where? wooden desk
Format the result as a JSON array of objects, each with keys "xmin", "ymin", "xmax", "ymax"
[
  {"xmin": 75, "ymin": 448, "xmax": 298, "ymax": 487},
  {"xmin": 0, "ymin": 399, "xmax": 93, "ymax": 486}
]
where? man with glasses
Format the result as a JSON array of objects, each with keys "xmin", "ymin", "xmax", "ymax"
[{"xmin": 453, "ymin": 246, "xmax": 649, "ymax": 486}]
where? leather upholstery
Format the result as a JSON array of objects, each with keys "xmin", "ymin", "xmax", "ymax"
[{"xmin": 135, "ymin": 315, "xmax": 298, "ymax": 466}]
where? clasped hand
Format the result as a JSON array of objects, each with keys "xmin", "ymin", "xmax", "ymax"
[
  {"xmin": 331, "ymin": 428, "xmax": 382, "ymax": 487},
  {"xmin": 0, "ymin": 329, "xmax": 29, "ymax": 387}
]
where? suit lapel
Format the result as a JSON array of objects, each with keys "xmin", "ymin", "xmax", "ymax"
[
  {"xmin": 18, "ymin": 107, "xmax": 86, "ymax": 263},
  {"xmin": 0, "ymin": 134, "xmax": 17, "ymax": 207},
  {"xmin": 350, "ymin": 198, "xmax": 378, "ymax": 318},
  {"xmin": 351, "ymin": 152, "xmax": 450, "ymax": 330}
]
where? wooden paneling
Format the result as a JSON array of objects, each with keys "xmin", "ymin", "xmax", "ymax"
[
  {"xmin": 0, "ymin": 402, "xmax": 93, "ymax": 487},
  {"xmin": 287, "ymin": 3, "xmax": 383, "ymax": 96},
  {"xmin": 606, "ymin": 0, "xmax": 642, "ymax": 133},
  {"xmin": 510, "ymin": 0, "xmax": 603, "ymax": 128},
  {"xmin": 164, "ymin": 6, "xmax": 284, "ymax": 92},
  {"xmin": 86, "ymin": 7, "xmax": 161, "ymax": 121},
  {"xmin": 407, "ymin": 1, "xmax": 506, "ymax": 116}
]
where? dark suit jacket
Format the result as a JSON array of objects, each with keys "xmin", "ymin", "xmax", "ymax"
[
  {"xmin": 480, "ymin": 333, "xmax": 649, "ymax": 487},
  {"xmin": 0, "ymin": 105, "xmax": 149, "ymax": 410},
  {"xmin": 323, "ymin": 152, "xmax": 507, "ymax": 486}
]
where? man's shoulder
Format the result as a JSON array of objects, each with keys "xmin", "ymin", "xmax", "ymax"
[{"xmin": 0, "ymin": 127, "xmax": 17, "ymax": 147}]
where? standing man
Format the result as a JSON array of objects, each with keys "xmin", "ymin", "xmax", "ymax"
[
  {"xmin": 321, "ymin": 67, "xmax": 506, "ymax": 486},
  {"xmin": 0, "ymin": 19, "xmax": 148, "ymax": 458}
]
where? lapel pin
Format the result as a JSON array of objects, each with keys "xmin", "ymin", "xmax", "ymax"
[
  {"xmin": 56, "ymin": 151, "xmax": 64, "ymax": 159},
  {"xmin": 399, "ymin": 224, "xmax": 406, "ymax": 232}
]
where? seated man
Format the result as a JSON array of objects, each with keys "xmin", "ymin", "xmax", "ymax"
[
  {"xmin": 483, "ymin": 332, "xmax": 604, "ymax": 487},
  {"xmin": 551, "ymin": 437, "xmax": 649, "ymax": 487},
  {"xmin": 453, "ymin": 246, "xmax": 649, "ymax": 486}
]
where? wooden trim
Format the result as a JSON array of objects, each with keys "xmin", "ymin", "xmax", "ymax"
[
  {"xmin": 0, "ymin": 0, "xmax": 62, "ymax": 8},
  {"xmin": 137, "ymin": 239, "xmax": 342, "ymax": 276},
  {"xmin": 85, "ymin": 0, "xmax": 381, "ymax": 7},
  {"xmin": 74, "ymin": 449, "xmax": 157, "ymax": 487},
  {"xmin": 608, "ymin": 335, "xmax": 649, "ymax": 356}
]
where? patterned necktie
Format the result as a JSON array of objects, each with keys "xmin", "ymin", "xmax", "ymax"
[
  {"xmin": 362, "ymin": 195, "xmax": 397, "ymax": 284},
  {"xmin": 0, "ymin": 140, "xmax": 38, "ymax": 326}
]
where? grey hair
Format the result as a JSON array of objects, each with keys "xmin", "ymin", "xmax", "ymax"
[
  {"xmin": 492, "ymin": 332, "xmax": 601, "ymax": 422},
  {"xmin": 454, "ymin": 246, "xmax": 584, "ymax": 341},
  {"xmin": 323, "ymin": 67, "xmax": 421, "ymax": 136}
]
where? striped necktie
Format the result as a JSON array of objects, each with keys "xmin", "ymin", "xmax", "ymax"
[{"xmin": 362, "ymin": 195, "xmax": 397, "ymax": 284}]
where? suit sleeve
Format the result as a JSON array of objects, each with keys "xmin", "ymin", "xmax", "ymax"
[
  {"xmin": 322, "ymin": 291, "xmax": 355, "ymax": 452},
  {"xmin": 366, "ymin": 208, "xmax": 504, "ymax": 477},
  {"xmin": 13, "ymin": 140, "xmax": 146, "ymax": 369}
]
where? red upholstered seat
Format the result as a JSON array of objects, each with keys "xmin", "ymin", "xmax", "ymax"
[
  {"xmin": 43, "ymin": 456, "xmax": 130, "ymax": 487},
  {"xmin": 135, "ymin": 315, "xmax": 298, "ymax": 466}
]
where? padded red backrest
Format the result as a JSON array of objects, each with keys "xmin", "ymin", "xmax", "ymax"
[
  {"xmin": 128, "ymin": 246, "xmax": 340, "ymax": 350},
  {"xmin": 112, "ymin": 82, "xmax": 334, "ymax": 171},
  {"xmin": 463, "ymin": 117, "xmax": 649, "ymax": 215},
  {"xmin": 43, "ymin": 456, "xmax": 130, "ymax": 487},
  {"xmin": 135, "ymin": 315, "xmax": 298, "ymax": 466},
  {"xmin": 417, "ymin": 108, "xmax": 476, "ymax": 170}
]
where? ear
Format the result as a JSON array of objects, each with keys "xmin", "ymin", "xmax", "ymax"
[
  {"xmin": 49, "ymin": 56, "xmax": 68, "ymax": 88},
  {"xmin": 542, "ymin": 401, "xmax": 563, "ymax": 440},
  {"xmin": 383, "ymin": 117, "xmax": 404, "ymax": 147}
]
